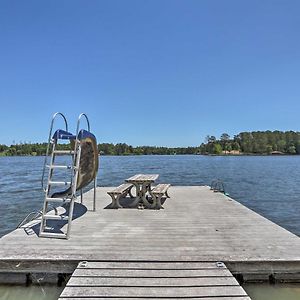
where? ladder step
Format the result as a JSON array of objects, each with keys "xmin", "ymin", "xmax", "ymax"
[
  {"xmin": 53, "ymin": 150, "xmax": 75, "ymax": 155},
  {"xmin": 49, "ymin": 181, "xmax": 71, "ymax": 186},
  {"xmin": 39, "ymin": 232, "xmax": 68, "ymax": 239},
  {"xmin": 46, "ymin": 197, "xmax": 72, "ymax": 203},
  {"xmin": 43, "ymin": 214, "xmax": 69, "ymax": 221},
  {"xmin": 46, "ymin": 164, "xmax": 73, "ymax": 169}
]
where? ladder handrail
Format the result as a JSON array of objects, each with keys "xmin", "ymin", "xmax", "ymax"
[
  {"xmin": 210, "ymin": 179, "xmax": 227, "ymax": 194},
  {"xmin": 17, "ymin": 204, "xmax": 58, "ymax": 229},
  {"xmin": 76, "ymin": 113, "xmax": 90, "ymax": 136},
  {"xmin": 76, "ymin": 113, "xmax": 97, "ymax": 212},
  {"xmin": 41, "ymin": 112, "xmax": 68, "ymax": 191}
]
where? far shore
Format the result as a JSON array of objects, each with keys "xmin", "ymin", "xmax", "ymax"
[{"xmin": 0, "ymin": 152, "xmax": 299, "ymax": 157}]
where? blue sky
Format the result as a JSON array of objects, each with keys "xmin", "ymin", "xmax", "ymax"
[{"xmin": 1, "ymin": 0, "xmax": 300, "ymax": 146}]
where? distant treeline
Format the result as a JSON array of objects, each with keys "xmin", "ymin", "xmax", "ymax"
[
  {"xmin": 200, "ymin": 131, "xmax": 300, "ymax": 155},
  {"xmin": 98, "ymin": 143, "xmax": 199, "ymax": 155},
  {"xmin": 1, "ymin": 130, "xmax": 300, "ymax": 156},
  {"xmin": 0, "ymin": 142, "xmax": 200, "ymax": 156},
  {"xmin": 0, "ymin": 143, "xmax": 72, "ymax": 156}
]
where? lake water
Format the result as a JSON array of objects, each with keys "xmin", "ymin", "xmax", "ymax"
[
  {"xmin": 1, "ymin": 155, "xmax": 300, "ymax": 299},
  {"xmin": 245, "ymin": 283, "xmax": 300, "ymax": 300},
  {"xmin": 0, "ymin": 285, "xmax": 63, "ymax": 300},
  {"xmin": 1, "ymin": 155, "xmax": 300, "ymax": 237}
]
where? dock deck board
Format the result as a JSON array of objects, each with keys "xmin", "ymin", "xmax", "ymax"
[
  {"xmin": 0, "ymin": 186, "xmax": 300, "ymax": 280},
  {"xmin": 59, "ymin": 261, "xmax": 250, "ymax": 299}
]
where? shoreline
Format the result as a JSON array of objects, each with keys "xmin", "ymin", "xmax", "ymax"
[{"xmin": 0, "ymin": 153, "xmax": 299, "ymax": 157}]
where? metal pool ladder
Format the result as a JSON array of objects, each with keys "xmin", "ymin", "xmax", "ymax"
[{"xmin": 39, "ymin": 112, "xmax": 84, "ymax": 239}]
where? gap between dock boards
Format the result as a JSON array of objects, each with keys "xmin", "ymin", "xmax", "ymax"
[{"xmin": 59, "ymin": 261, "xmax": 251, "ymax": 300}]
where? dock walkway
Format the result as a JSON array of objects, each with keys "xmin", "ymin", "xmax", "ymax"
[
  {"xmin": 1, "ymin": 186, "xmax": 300, "ymax": 284},
  {"xmin": 59, "ymin": 261, "xmax": 250, "ymax": 300}
]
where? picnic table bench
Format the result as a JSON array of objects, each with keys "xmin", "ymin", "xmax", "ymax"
[
  {"xmin": 107, "ymin": 183, "xmax": 134, "ymax": 209},
  {"xmin": 151, "ymin": 183, "xmax": 171, "ymax": 209}
]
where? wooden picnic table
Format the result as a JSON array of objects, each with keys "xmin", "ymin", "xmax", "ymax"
[{"xmin": 125, "ymin": 174, "xmax": 159, "ymax": 208}]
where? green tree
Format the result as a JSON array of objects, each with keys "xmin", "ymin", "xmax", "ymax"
[
  {"xmin": 277, "ymin": 140, "xmax": 286, "ymax": 152},
  {"xmin": 220, "ymin": 133, "xmax": 230, "ymax": 142},
  {"xmin": 266, "ymin": 145, "xmax": 273, "ymax": 154},
  {"xmin": 213, "ymin": 143, "xmax": 222, "ymax": 154},
  {"xmin": 287, "ymin": 145, "xmax": 296, "ymax": 154}
]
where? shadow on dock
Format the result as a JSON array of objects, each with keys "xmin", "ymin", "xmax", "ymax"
[
  {"xmin": 22, "ymin": 202, "xmax": 88, "ymax": 236},
  {"xmin": 104, "ymin": 196, "xmax": 168, "ymax": 209}
]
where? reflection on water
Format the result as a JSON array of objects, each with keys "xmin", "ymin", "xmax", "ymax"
[
  {"xmin": 0, "ymin": 285, "xmax": 63, "ymax": 300},
  {"xmin": 244, "ymin": 283, "xmax": 300, "ymax": 300}
]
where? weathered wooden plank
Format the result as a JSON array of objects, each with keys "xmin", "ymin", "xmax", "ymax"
[
  {"xmin": 67, "ymin": 276, "xmax": 239, "ymax": 287},
  {"xmin": 126, "ymin": 174, "xmax": 159, "ymax": 182},
  {"xmin": 60, "ymin": 286, "xmax": 247, "ymax": 298},
  {"xmin": 107, "ymin": 183, "xmax": 133, "ymax": 194},
  {"xmin": 1, "ymin": 185, "xmax": 300, "ymax": 281},
  {"xmin": 152, "ymin": 183, "xmax": 171, "ymax": 194},
  {"xmin": 77, "ymin": 261, "xmax": 225, "ymax": 269},
  {"xmin": 62, "ymin": 260, "xmax": 248, "ymax": 299},
  {"xmin": 59, "ymin": 296, "xmax": 251, "ymax": 300},
  {"xmin": 72, "ymin": 268, "xmax": 232, "ymax": 277},
  {"xmin": 125, "ymin": 174, "xmax": 142, "ymax": 181}
]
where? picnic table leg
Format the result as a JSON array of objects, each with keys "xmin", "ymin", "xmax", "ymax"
[
  {"xmin": 128, "ymin": 186, "xmax": 134, "ymax": 198},
  {"xmin": 165, "ymin": 190, "xmax": 170, "ymax": 198},
  {"xmin": 141, "ymin": 182, "xmax": 156, "ymax": 208},
  {"xmin": 153, "ymin": 193, "xmax": 163, "ymax": 209},
  {"xmin": 146, "ymin": 185, "xmax": 157, "ymax": 209},
  {"xmin": 107, "ymin": 193, "xmax": 123, "ymax": 209},
  {"xmin": 129, "ymin": 183, "xmax": 143, "ymax": 207}
]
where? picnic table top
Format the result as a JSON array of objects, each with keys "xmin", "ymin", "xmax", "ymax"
[{"xmin": 125, "ymin": 174, "xmax": 159, "ymax": 182}]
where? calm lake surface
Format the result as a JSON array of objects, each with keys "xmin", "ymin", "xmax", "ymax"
[
  {"xmin": 1, "ymin": 155, "xmax": 300, "ymax": 300},
  {"xmin": 0, "ymin": 285, "xmax": 64, "ymax": 300},
  {"xmin": 1, "ymin": 155, "xmax": 300, "ymax": 237}
]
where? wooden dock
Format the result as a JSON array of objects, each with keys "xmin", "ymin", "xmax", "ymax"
[
  {"xmin": 1, "ymin": 185, "xmax": 300, "ymax": 289},
  {"xmin": 59, "ymin": 261, "xmax": 250, "ymax": 300}
]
